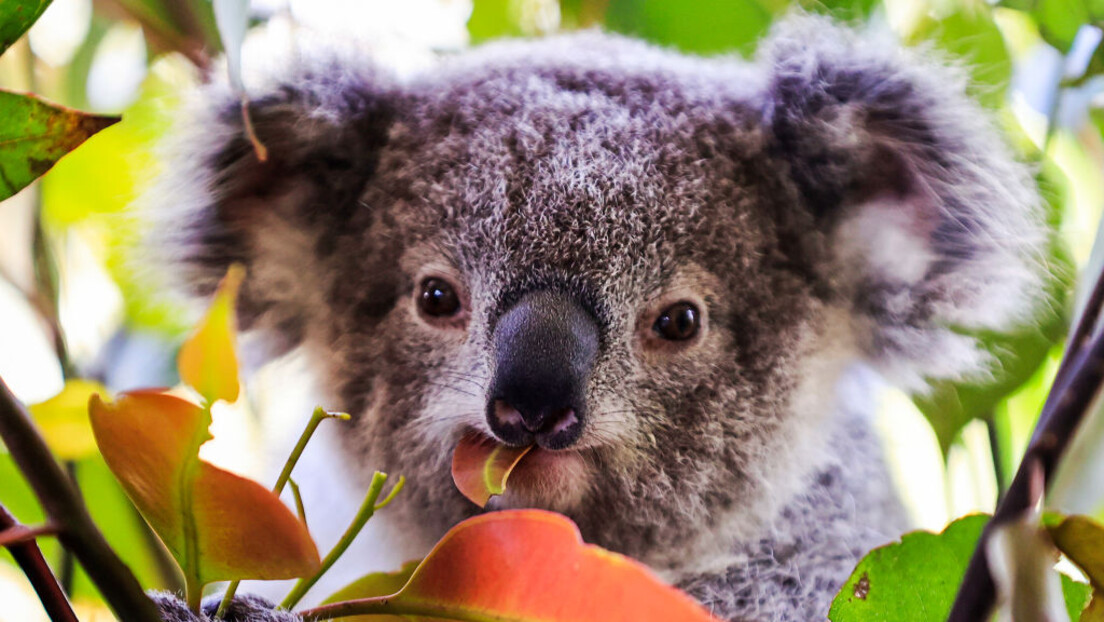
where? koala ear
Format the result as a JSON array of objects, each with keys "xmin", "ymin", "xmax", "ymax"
[
  {"xmin": 147, "ymin": 51, "xmax": 396, "ymax": 350},
  {"xmin": 761, "ymin": 17, "xmax": 1047, "ymax": 389}
]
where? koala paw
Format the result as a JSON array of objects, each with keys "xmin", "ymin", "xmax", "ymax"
[{"xmin": 148, "ymin": 590, "xmax": 302, "ymax": 622}]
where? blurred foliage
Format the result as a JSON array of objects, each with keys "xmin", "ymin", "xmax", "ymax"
[{"xmin": 2, "ymin": 0, "xmax": 1104, "ymax": 616}]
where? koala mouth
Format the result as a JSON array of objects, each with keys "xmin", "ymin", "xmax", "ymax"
[{"xmin": 452, "ymin": 430, "xmax": 588, "ymax": 511}]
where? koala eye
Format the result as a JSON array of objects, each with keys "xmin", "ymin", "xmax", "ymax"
[
  {"xmin": 418, "ymin": 278, "xmax": 461, "ymax": 318},
  {"xmin": 654, "ymin": 302, "xmax": 700, "ymax": 341}
]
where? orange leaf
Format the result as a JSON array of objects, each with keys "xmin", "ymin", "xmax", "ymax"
[
  {"xmin": 309, "ymin": 510, "xmax": 719, "ymax": 622},
  {"xmin": 451, "ymin": 432, "xmax": 531, "ymax": 508},
  {"xmin": 89, "ymin": 390, "xmax": 319, "ymax": 586},
  {"xmin": 178, "ymin": 265, "xmax": 244, "ymax": 405}
]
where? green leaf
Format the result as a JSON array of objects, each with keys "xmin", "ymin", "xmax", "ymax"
[
  {"xmin": 905, "ymin": 4, "xmax": 1012, "ymax": 109},
  {"xmin": 828, "ymin": 514, "xmax": 988, "ymax": 621},
  {"xmin": 1035, "ymin": 0, "xmax": 1088, "ymax": 52},
  {"xmin": 469, "ymin": 0, "xmax": 524, "ymax": 42},
  {"xmin": 1061, "ymin": 573, "xmax": 1093, "ymax": 621},
  {"xmin": 0, "ymin": 0, "xmax": 52, "ymax": 55},
  {"xmin": 605, "ymin": 0, "xmax": 779, "ymax": 56},
  {"xmin": 0, "ymin": 90, "xmax": 118, "ymax": 202}
]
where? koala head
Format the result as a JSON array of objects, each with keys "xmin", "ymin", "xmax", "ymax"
[{"xmin": 150, "ymin": 18, "xmax": 1043, "ymax": 571}]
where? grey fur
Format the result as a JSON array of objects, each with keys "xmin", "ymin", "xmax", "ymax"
[
  {"xmin": 146, "ymin": 16, "xmax": 1044, "ymax": 621},
  {"xmin": 150, "ymin": 592, "xmax": 300, "ymax": 621}
]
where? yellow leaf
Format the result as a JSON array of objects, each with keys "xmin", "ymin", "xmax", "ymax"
[
  {"xmin": 28, "ymin": 379, "xmax": 108, "ymax": 459},
  {"xmin": 178, "ymin": 265, "xmax": 244, "ymax": 405}
]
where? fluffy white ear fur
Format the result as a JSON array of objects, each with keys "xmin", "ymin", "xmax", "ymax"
[{"xmin": 762, "ymin": 16, "xmax": 1046, "ymax": 392}]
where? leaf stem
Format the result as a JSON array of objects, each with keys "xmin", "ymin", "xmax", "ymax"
[
  {"xmin": 275, "ymin": 407, "xmax": 350, "ymax": 493},
  {"xmin": 280, "ymin": 472, "xmax": 400, "ymax": 610},
  {"xmin": 216, "ymin": 407, "xmax": 348, "ymax": 618},
  {"xmin": 0, "ymin": 504, "xmax": 77, "ymax": 622},
  {"xmin": 186, "ymin": 573, "xmax": 204, "ymax": 613},
  {"xmin": 288, "ymin": 478, "xmax": 308, "ymax": 528},
  {"xmin": 0, "ymin": 376, "xmax": 160, "ymax": 621},
  {"xmin": 0, "ymin": 522, "xmax": 59, "ymax": 547}
]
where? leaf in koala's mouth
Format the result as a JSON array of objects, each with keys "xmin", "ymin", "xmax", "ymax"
[{"xmin": 452, "ymin": 432, "xmax": 533, "ymax": 508}]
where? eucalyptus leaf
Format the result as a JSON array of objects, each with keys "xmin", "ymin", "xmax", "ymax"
[
  {"xmin": 0, "ymin": 0, "xmax": 52, "ymax": 55},
  {"xmin": 0, "ymin": 90, "xmax": 118, "ymax": 202},
  {"xmin": 828, "ymin": 514, "xmax": 988, "ymax": 621}
]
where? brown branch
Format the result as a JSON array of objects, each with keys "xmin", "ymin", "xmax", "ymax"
[
  {"xmin": 947, "ymin": 271, "xmax": 1104, "ymax": 621},
  {"xmin": 0, "ymin": 504, "xmax": 77, "ymax": 622},
  {"xmin": 0, "ymin": 375, "xmax": 161, "ymax": 622}
]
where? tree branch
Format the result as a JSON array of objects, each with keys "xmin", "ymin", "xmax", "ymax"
[
  {"xmin": 0, "ymin": 375, "xmax": 161, "ymax": 622},
  {"xmin": 0, "ymin": 504, "xmax": 77, "ymax": 622},
  {"xmin": 947, "ymin": 273, "xmax": 1104, "ymax": 620}
]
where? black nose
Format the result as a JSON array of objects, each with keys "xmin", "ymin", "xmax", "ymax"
[{"xmin": 487, "ymin": 290, "xmax": 598, "ymax": 450}]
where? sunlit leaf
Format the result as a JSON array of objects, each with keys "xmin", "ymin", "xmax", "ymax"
[
  {"xmin": 177, "ymin": 265, "xmax": 243, "ymax": 405},
  {"xmin": 829, "ymin": 514, "xmax": 988, "ymax": 621},
  {"xmin": 0, "ymin": 0, "xmax": 52, "ymax": 55},
  {"xmin": 468, "ymin": 0, "xmax": 524, "ymax": 42},
  {"xmin": 1060, "ymin": 574, "xmax": 1093, "ymax": 621},
  {"xmin": 1034, "ymin": 0, "xmax": 1088, "ymax": 52},
  {"xmin": 0, "ymin": 90, "xmax": 118, "ymax": 202},
  {"xmin": 89, "ymin": 390, "xmax": 319, "ymax": 588},
  {"xmin": 314, "ymin": 510, "xmax": 719, "ymax": 622},
  {"xmin": 605, "ymin": 0, "xmax": 779, "ymax": 56},
  {"xmin": 322, "ymin": 560, "xmax": 421, "ymax": 622},
  {"xmin": 27, "ymin": 379, "xmax": 107, "ymax": 459},
  {"xmin": 451, "ymin": 432, "xmax": 532, "ymax": 508}
]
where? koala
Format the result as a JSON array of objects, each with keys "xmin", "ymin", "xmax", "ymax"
[{"xmin": 147, "ymin": 15, "xmax": 1045, "ymax": 621}]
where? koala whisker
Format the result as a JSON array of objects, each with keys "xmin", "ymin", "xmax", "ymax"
[{"xmin": 421, "ymin": 379, "xmax": 483, "ymax": 400}]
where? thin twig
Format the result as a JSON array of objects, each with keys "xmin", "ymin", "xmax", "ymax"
[
  {"xmin": 281, "ymin": 472, "xmax": 397, "ymax": 610},
  {"xmin": 948, "ymin": 287, "xmax": 1104, "ymax": 620},
  {"xmin": 0, "ymin": 522, "xmax": 59, "ymax": 547},
  {"xmin": 0, "ymin": 504, "xmax": 77, "ymax": 622},
  {"xmin": 216, "ymin": 407, "xmax": 349, "ymax": 618},
  {"xmin": 0, "ymin": 375, "xmax": 161, "ymax": 622}
]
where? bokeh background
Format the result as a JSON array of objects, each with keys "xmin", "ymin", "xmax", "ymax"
[{"xmin": 3, "ymin": 0, "xmax": 1104, "ymax": 619}]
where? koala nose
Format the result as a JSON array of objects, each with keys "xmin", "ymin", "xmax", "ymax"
[{"xmin": 487, "ymin": 290, "xmax": 599, "ymax": 450}]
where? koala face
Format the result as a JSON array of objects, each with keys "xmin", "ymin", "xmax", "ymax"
[
  {"xmin": 318, "ymin": 61, "xmax": 830, "ymax": 564},
  {"xmin": 153, "ymin": 19, "xmax": 1043, "ymax": 573}
]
